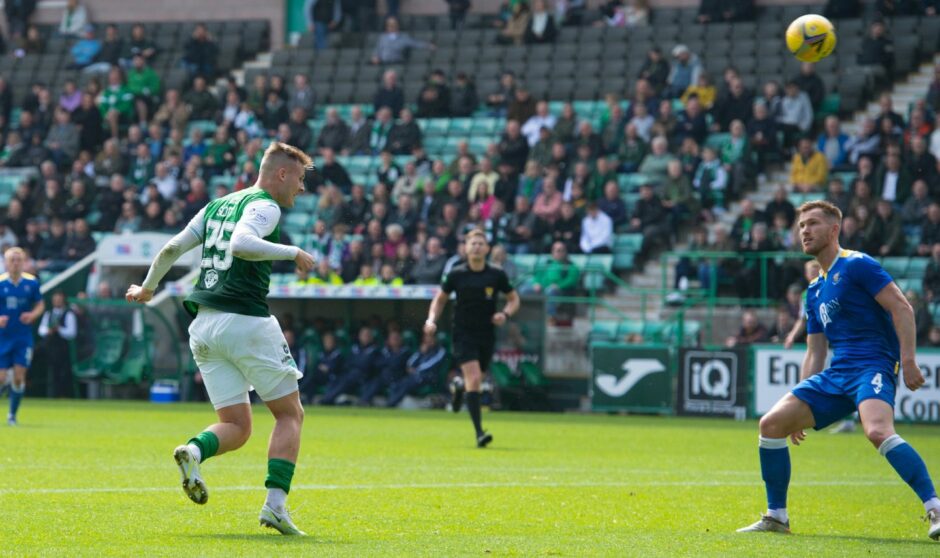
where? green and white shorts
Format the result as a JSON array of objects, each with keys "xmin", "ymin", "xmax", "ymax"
[{"xmin": 188, "ymin": 307, "xmax": 302, "ymax": 409}]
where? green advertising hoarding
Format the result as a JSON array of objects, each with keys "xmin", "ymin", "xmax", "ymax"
[{"xmin": 590, "ymin": 343, "xmax": 673, "ymax": 414}]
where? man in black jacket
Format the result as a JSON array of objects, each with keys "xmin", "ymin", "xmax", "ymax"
[
  {"xmin": 358, "ymin": 330, "xmax": 412, "ymax": 405},
  {"xmin": 182, "ymin": 23, "xmax": 218, "ymax": 78},
  {"xmin": 321, "ymin": 326, "xmax": 382, "ymax": 405},
  {"xmin": 386, "ymin": 332, "xmax": 447, "ymax": 407},
  {"xmin": 792, "ymin": 63, "xmax": 825, "ymax": 111}
]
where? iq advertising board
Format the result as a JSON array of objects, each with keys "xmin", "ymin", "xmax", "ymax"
[
  {"xmin": 751, "ymin": 345, "xmax": 940, "ymax": 424},
  {"xmin": 677, "ymin": 349, "xmax": 748, "ymax": 418}
]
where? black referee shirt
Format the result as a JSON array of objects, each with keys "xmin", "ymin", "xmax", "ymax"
[{"xmin": 441, "ymin": 263, "xmax": 513, "ymax": 334}]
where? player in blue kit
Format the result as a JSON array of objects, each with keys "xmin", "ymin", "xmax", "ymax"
[
  {"xmin": 738, "ymin": 201, "xmax": 940, "ymax": 540},
  {"xmin": 0, "ymin": 247, "xmax": 44, "ymax": 426}
]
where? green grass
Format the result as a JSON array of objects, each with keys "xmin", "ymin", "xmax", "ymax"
[{"xmin": 2, "ymin": 400, "xmax": 939, "ymax": 557}]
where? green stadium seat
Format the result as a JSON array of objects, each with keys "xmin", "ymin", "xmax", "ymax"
[
  {"xmin": 468, "ymin": 137, "xmax": 491, "ymax": 155},
  {"xmin": 704, "ymin": 133, "xmax": 730, "ymax": 150},
  {"xmin": 614, "ymin": 234, "xmax": 644, "ymax": 252},
  {"xmin": 881, "ymin": 257, "xmax": 909, "ymax": 278},
  {"xmin": 589, "ymin": 320, "xmax": 619, "ymax": 343},
  {"xmin": 284, "ymin": 212, "xmax": 310, "ymax": 233},
  {"xmin": 449, "ymin": 118, "xmax": 474, "ymax": 135},
  {"xmin": 788, "ymin": 192, "xmax": 825, "ymax": 206},
  {"xmin": 908, "ymin": 258, "xmax": 929, "ymax": 279},
  {"xmin": 294, "ymin": 194, "xmax": 319, "ymax": 212},
  {"xmin": 617, "ymin": 173, "xmax": 651, "ymax": 192},
  {"xmin": 470, "ymin": 117, "xmax": 502, "ymax": 135}
]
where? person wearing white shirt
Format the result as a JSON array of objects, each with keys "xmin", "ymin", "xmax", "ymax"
[
  {"xmin": 521, "ymin": 101, "xmax": 557, "ymax": 146},
  {"xmin": 59, "ymin": 0, "xmax": 89, "ymax": 37},
  {"xmin": 37, "ymin": 291, "xmax": 79, "ymax": 398},
  {"xmin": 580, "ymin": 203, "xmax": 613, "ymax": 254}
]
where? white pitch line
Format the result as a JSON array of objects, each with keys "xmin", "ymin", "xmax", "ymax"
[{"xmin": 0, "ymin": 479, "xmax": 905, "ymax": 496}]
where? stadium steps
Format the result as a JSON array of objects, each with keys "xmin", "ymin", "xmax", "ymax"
[{"xmin": 845, "ymin": 52, "xmax": 940, "ymax": 135}]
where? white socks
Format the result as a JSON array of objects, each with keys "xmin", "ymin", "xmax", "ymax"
[
  {"xmin": 187, "ymin": 443, "xmax": 202, "ymax": 464},
  {"xmin": 767, "ymin": 508, "xmax": 789, "ymax": 523},
  {"xmin": 265, "ymin": 488, "xmax": 287, "ymax": 512},
  {"xmin": 925, "ymin": 497, "xmax": 940, "ymax": 514}
]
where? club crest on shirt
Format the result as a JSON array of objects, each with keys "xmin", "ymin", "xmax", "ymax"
[
  {"xmin": 485, "ymin": 287, "xmax": 494, "ymax": 299},
  {"xmin": 832, "ymin": 272, "xmax": 840, "ymax": 285},
  {"xmin": 204, "ymin": 269, "xmax": 219, "ymax": 288}
]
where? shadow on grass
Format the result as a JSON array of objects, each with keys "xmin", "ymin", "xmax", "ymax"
[
  {"xmin": 188, "ymin": 533, "xmax": 349, "ymax": 545},
  {"xmin": 798, "ymin": 533, "xmax": 935, "ymax": 546}
]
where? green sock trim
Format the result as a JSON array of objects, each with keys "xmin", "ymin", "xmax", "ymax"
[
  {"xmin": 265, "ymin": 458, "xmax": 296, "ymax": 494},
  {"xmin": 188, "ymin": 431, "xmax": 220, "ymax": 462}
]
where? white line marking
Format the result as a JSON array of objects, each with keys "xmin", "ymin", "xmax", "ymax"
[{"xmin": 0, "ymin": 479, "xmax": 905, "ymax": 496}]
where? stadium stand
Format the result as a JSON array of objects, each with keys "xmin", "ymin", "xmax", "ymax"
[{"xmin": 2, "ymin": 2, "xmax": 939, "ymax": 407}]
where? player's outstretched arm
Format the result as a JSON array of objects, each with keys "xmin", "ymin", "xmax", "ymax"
[
  {"xmin": 425, "ymin": 290, "xmax": 449, "ymax": 335},
  {"xmin": 875, "ymin": 281, "xmax": 925, "ymax": 391},
  {"xmin": 127, "ymin": 214, "xmax": 205, "ymax": 303},
  {"xmin": 800, "ymin": 333, "xmax": 827, "ymax": 382}
]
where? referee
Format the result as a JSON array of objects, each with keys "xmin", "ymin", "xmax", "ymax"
[{"xmin": 425, "ymin": 229, "xmax": 520, "ymax": 448}]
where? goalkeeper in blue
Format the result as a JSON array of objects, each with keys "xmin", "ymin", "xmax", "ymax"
[{"xmin": 738, "ymin": 201, "xmax": 940, "ymax": 540}]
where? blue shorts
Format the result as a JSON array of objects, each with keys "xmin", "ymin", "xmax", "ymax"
[
  {"xmin": 0, "ymin": 338, "xmax": 34, "ymax": 369},
  {"xmin": 791, "ymin": 365, "xmax": 897, "ymax": 430}
]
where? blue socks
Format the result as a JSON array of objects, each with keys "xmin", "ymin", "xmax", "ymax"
[
  {"xmin": 880, "ymin": 434, "xmax": 938, "ymax": 508},
  {"xmin": 8, "ymin": 383, "xmax": 24, "ymax": 419},
  {"xmin": 759, "ymin": 436, "xmax": 790, "ymax": 519}
]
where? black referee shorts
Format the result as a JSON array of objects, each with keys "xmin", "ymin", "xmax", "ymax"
[{"xmin": 452, "ymin": 332, "xmax": 495, "ymax": 372}]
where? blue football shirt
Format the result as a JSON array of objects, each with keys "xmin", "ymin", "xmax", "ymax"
[
  {"xmin": 805, "ymin": 250, "xmax": 899, "ymax": 371},
  {"xmin": 0, "ymin": 272, "xmax": 43, "ymax": 342}
]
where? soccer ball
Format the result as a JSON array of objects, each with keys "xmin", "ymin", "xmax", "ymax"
[{"xmin": 785, "ymin": 14, "xmax": 837, "ymax": 63}]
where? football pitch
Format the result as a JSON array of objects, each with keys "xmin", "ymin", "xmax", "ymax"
[{"xmin": 2, "ymin": 401, "xmax": 939, "ymax": 557}]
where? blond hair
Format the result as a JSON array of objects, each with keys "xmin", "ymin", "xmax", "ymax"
[
  {"xmin": 260, "ymin": 141, "xmax": 314, "ymax": 174},
  {"xmin": 798, "ymin": 200, "xmax": 842, "ymax": 223},
  {"xmin": 3, "ymin": 247, "xmax": 26, "ymax": 259},
  {"xmin": 465, "ymin": 229, "xmax": 488, "ymax": 243}
]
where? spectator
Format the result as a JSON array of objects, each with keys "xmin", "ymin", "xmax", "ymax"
[
  {"xmin": 306, "ymin": 0, "xmax": 342, "ymax": 50},
  {"xmin": 524, "ymin": 0, "xmax": 557, "ymax": 44},
  {"xmin": 730, "ymin": 198, "xmax": 765, "ymax": 247},
  {"xmin": 4, "ymin": 0, "xmax": 36, "ymax": 42},
  {"xmin": 298, "ymin": 331, "xmax": 342, "ymax": 401},
  {"xmin": 873, "ymin": 199, "xmax": 905, "ymax": 256},
  {"xmin": 533, "ymin": 177, "xmax": 563, "ymax": 224},
  {"xmin": 639, "ymin": 136, "xmax": 677, "ymax": 182},
  {"xmin": 446, "ymin": 0, "xmax": 471, "ymax": 29},
  {"xmin": 63, "ymin": 218, "xmax": 96, "ymax": 262},
  {"xmin": 845, "ymin": 118, "xmax": 881, "ymax": 165},
  {"xmin": 767, "ymin": 306, "xmax": 796, "ymax": 344},
  {"xmin": 126, "ymin": 54, "xmax": 160, "ymax": 123},
  {"xmin": 681, "ymin": 73, "xmax": 716, "ymax": 110},
  {"xmin": 666, "ymin": 44, "xmax": 703, "ymax": 98},
  {"xmin": 662, "ymin": 159, "xmax": 697, "ymax": 224},
  {"xmin": 450, "ymin": 72, "xmax": 479, "ymax": 117},
  {"xmin": 790, "ymin": 137, "xmax": 828, "ymax": 193},
  {"xmin": 907, "ymin": 135, "xmax": 936, "ymax": 184},
  {"xmin": 486, "ymin": 71, "xmax": 517, "ymax": 116},
  {"xmin": 96, "ymin": 24, "xmax": 124, "ymax": 71},
  {"xmin": 637, "ymin": 47, "xmax": 670, "ymax": 95},
  {"xmin": 712, "ymin": 77, "xmax": 752, "ymax": 132},
  {"xmin": 817, "ymin": 116, "xmax": 850, "ymax": 172},
  {"xmin": 927, "ymin": 64, "xmax": 940, "ymax": 115},
  {"xmin": 674, "ymin": 96, "xmax": 708, "ymax": 146},
  {"xmin": 378, "ymin": 263, "xmax": 404, "ymax": 286},
  {"xmin": 522, "ymin": 241, "xmax": 580, "ymax": 320},
  {"xmin": 383, "ymin": 331, "xmax": 445, "ymax": 407},
  {"xmin": 387, "ymin": 107, "xmax": 421, "ymax": 155},
  {"xmin": 182, "ymin": 76, "xmax": 216, "ymax": 122},
  {"xmin": 68, "ymin": 25, "xmax": 101, "ymax": 70},
  {"xmin": 918, "ymin": 204, "xmax": 940, "ymax": 255},
  {"xmin": 505, "ymin": 196, "xmax": 537, "ymax": 254},
  {"xmin": 765, "ymin": 186, "xmax": 796, "ymax": 229},
  {"xmin": 725, "ymin": 309, "xmax": 769, "ymax": 347},
  {"xmin": 777, "ymin": 81, "xmax": 813, "ymax": 149},
  {"xmin": 416, "ymin": 69, "xmax": 451, "ymax": 118},
  {"xmin": 874, "ymin": 150, "xmax": 912, "ymax": 204},
  {"xmin": 317, "ymin": 147, "xmax": 352, "ymax": 191},
  {"xmin": 322, "ymin": 326, "xmax": 381, "ymax": 405},
  {"xmin": 498, "ymin": 2, "xmax": 530, "ymax": 45},
  {"xmin": 37, "ymin": 291, "xmax": 78, "ymax": 398},
  {"xmin": 45, "ymin": 108, "xmax": 80, "ymax": 166},
  {"xmin": 317, "ymin": 107, "xmax": 351, "ymax": 152},
  {"xmin": 371, "ymin": 16, "xmax": 434, "ymax": 65},
  {"xmin": 358, "ymin": 329, "xmax": 411, "ymax": 405},
  {"xmin": 719, "ymin": 119, "xmax": 751, "ymax": 195},
  {"xmin": 792, "ymin": 62, "xmax": 825, "ymax": 111},
  {"xmin": 629, "ymin": 183, "xmax": 670, "ymax": 260},
  {"xmin": 498, "ymin": 120, "xmax": 530, "ymax": 173},
  {"xmin": 616, "ymin": 123, "xmax": 648, "ymax": 173},
  {"xmin": 288, "ymin": 73, "xmax": 316, "ymax": 116},
  {"xmin": 369, "ymin": 109, "xmax": 395, "ymax": 155},
  {"xmin": 508, "ymin": 87, "xmax": 537, "ymax": 125},
  {"xmin": 522, "ymin": 101, "xmax": 556, "ymax": 147},
  {"xmin": 120, "ymin": 24, "xmax": 157, "ymax": 67},
  {"xmin": 58, "ymin": 0, "xmax": 88, "ymax": 37},
  {"xmin": 901, "ymin": 179, "xmax": 931, "ymax": 227},
  {"xmin": 411, "ymin": 236, "xmax": 447, "ymax": 284},
  {"xmin": 923, "ymin": 243, "xmax": 940, "ymax": 301},
  {"xmin": 580, "ymin": 202, "xmax": 613, "ymax": 254},
  {"xmin": 182, "ymin": 23, "xmax": 218, "ymax": 78},
  {"xmin": 857, "ymin": 19, "xmax": 894, "ymax": 83},
  {"xmin": 747, "ymin": 101, "xmax": 780, "ymax": 173},
  {"xmin": 153, "ymin": 89, "xmax": 191, "ymax": 135}
]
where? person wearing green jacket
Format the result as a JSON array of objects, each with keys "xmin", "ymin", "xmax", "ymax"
[
  {"xmin": 521, "ymin": 241, "xmax": 580, "ymax": 320},
  {"xmin": 126, "ymin": 54, "xmax": 162, "ymax": 124},
  {"xmin": 99, "ymin": 66, "xmax": 135, "ymax": 138}
]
